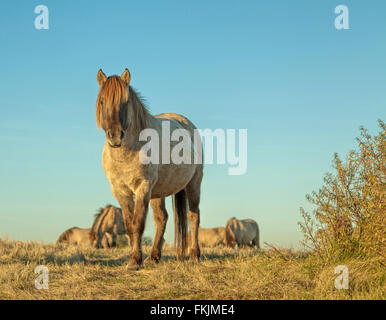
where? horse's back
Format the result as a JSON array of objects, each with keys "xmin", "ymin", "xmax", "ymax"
[
  {"xmin": 58, "ymin": 227, "xmax": 92, "ymax": 246},
  {"xmin": 57, "ymin": 227, "xmax": 75, "ymax": 243},
  {"xmin": 240, "ymin": 219, "xmax": 259, "ymax": 242},
  {"xmin": 198, "ymin": 227, "xmax": 225, "ymax": 247},
  {"xmin": 243, "ymin": 219, "xmax": 258, "ymax": 231},
  {"xmin": 155, "ymin": 112, "xmax": 198, "ymax": 132},
  {"xmin": 146, "ymin": 112, "xmax": 203, "ymax": 198}
]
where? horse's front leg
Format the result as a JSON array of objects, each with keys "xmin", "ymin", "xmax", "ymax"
[
  {"xmin": 144, "ymin": 198, "xmax": 168, "ymax": 264},
  {"xmin": 112, "ymin": 191, "xmax": 135, "ymax": 247},
  {"xmin": 128, "ymin": 181, "xmax": 153, "ymax": 269},
  {"xmin": 103, "ymin": 232, "xmax": 113, "ymax": 248}
]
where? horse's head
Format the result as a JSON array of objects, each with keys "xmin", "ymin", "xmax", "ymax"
[
  {"xmin": 96, "ymin": 69, "xmax": 131, "ymax": 148},
  {"xmin": 225, "ymin": 217, "xmax": 238, "ymax": 247}
]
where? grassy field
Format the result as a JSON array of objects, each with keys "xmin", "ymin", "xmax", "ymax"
[{"xmin": 0, "ymin": 238, "xmax": 384, "ymax": 300}]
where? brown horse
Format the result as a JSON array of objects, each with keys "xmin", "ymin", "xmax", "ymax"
[
  {"xmin": 57, "ymin": 227, "xmax": 118, "ymax": 248},
  {"xmin": 95, "ymin": 69, "xmax": 203, "ymax": 269},
  {"xmin": 187, "ymin": 227, "xmax": 226, "ymax": 248},
  {"xmin": 57, "ymin": 227, "xmax": 93, "ymax": 246},
  {"xmin": 90, "ymin": 205, "xmax": 129, "ymax": 248}
]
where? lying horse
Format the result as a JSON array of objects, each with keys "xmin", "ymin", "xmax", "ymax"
[
  {"xmin": 57, "ymin": 227, "xmax": 115, "ymax": 248},
  {"xmin": 187, "ymin": 227, "xmax": 225, "ymax": 248},
  {"xmin": 57, "ymin": 227, "xmax": 93, "ymax": 246},
  {"xmin": 225, "ymin": 217, "xmax": 260, "ymax": 248},
  {"xmin": 90, "ymin": 204, "xmax": 129, "ymax": 248}
]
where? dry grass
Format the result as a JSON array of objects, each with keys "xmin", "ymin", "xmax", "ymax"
[{"xmin": 0, "ymin": 239, "xmax": 384, "ymax": 300}]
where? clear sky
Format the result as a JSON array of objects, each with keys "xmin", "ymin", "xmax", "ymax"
[{"xmin": 0, "ymin": 1, "xmax": 385, "ymax": 248}]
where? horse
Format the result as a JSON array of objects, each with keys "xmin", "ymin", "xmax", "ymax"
[
  {"xmin": 95, "ymin": 68, "xmax": 203, "ymax": 269},
  {"xmin": 57, "ymin": 227, "xmax": 93, "ymax": 246},
  {"xmin": 57, "ymin": 227, "xmax": 114, "ymax": 248},
  {"xmin": 187, "ymin": 227, "xmax": 225, "ymax": 248},
  {"xmin": 225, "ymin": 217, "xmax": 260, "ymax": 248},
  {"xmin": 90, "ymin": 204, "xmax": 129, "ymax": 248}
]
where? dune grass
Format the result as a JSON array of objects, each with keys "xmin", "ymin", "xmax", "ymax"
[{"xmin": 0, "ymin": 238, "xmax": 383, "ymax": 300}]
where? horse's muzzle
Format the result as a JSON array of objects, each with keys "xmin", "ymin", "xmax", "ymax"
[
  {"xmin": 106, "ymin": 129, "xmax": 125, "ymax": 148},
  {"xmin": 108, "ymin": 142, "xmax": 122, "ymax": 148}
]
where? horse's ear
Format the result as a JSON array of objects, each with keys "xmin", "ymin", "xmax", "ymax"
[
  {"xmin": 97, "ymin": 69, "xmax": 107, "ymax": 87},
  {"xmin": 121, "ymin": 68, "xmax": 131, "ymax": 86}
]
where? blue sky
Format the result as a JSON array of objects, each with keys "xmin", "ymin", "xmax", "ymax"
[{"xmin": 0, "ymin": 1, "xmax": 385, "ymax": 248}]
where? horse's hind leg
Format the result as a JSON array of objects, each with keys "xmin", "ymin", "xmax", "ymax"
[
  {"xmin": 111, "ymin": 233, "xmax": 118, "ymax": 247},
  {"xmin": 252, "ymin": 235, "xmax": 260, "ymax": 249},
  {"xmin": 145, "ymin": 198, "xmax": 168, "ymax": 263},
  {"xmin": 186, "ymin": 169, "xmax": 203, "ymax": 261}
]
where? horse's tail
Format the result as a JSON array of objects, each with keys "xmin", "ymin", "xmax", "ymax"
[
  {"xmin": 173, "ymin": 189, "xmax": 188, "ymax": 261},
  {"xmin": 253, "ymin": 222, "xmax": 260, "ymax": 249},
  {"xmin": 57, "ymin": 228, "xmax": 73, "ymax": 244}
]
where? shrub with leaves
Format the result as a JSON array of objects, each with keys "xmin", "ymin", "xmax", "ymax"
[{"xmin": 299, "ymin": 120, "xmax": 385, "ymax": 262}]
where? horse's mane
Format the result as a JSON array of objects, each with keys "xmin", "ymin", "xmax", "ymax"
[
  {"xmin": 96, "ymin": 75, "xmax": 150, "ymax": 135},
  {"xmin": 128, "ymin": 86, "xmax": 151, "ymax": 134},
  {"xmin": 90, "ymin": 205, "xmax": 113, "ymax": 240}
]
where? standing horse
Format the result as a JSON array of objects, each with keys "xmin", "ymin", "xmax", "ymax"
[
  {"xmin": 225, "ymin": 217, "xmax": 260, "ymax": 248},
  {"xmin": 90, "ymin": 204, "xmax": 129, "ymax": 248},
  {"xmin": 95, "ymin": 68, "xmax": 203, "ymax": 269}
]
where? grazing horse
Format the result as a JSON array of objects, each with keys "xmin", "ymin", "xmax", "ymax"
[
  {"xmin": 225, "ymin": 217, "xmax": 260, "ymax": 248},
  {"xmin": 90, "ymin": 205, "xmax": 129, "ymax": 248},
  {"xmin": 95, "ymin": 68, "xmax": 203, "ymax": 269},
  {"xmin": 57, "ymin": 227, "xmax": 93, "ymax": 246},
  {"xmin": 187, "ymin": 227, "xmax": 225, "ymax": 248}
]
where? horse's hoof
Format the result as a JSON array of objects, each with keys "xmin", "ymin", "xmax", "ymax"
[
  {"xmin": 189, "ymin": 248, "xmax": 201, "ymax": 262},
  {"xmin": 126, "ymin": 263, "xmax": 142, "ymax": 271},
  {"xmin": 189, "ymin": 256, "xmax": 200, "ymax": 262}
]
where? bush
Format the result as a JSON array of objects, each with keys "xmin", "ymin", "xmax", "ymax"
[{"xmin": 299, "ymin": 120, "xmax": 385, "ymax": 262}]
